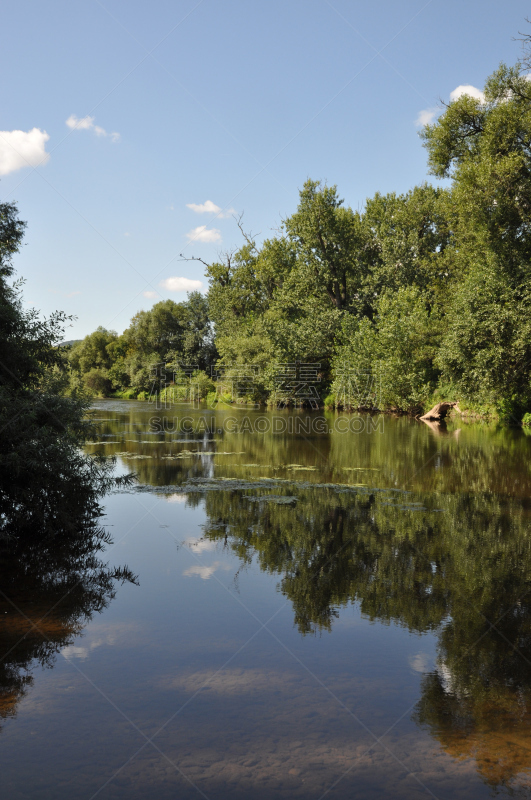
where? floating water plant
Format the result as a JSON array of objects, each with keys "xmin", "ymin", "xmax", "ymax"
[{"xmin": 246, "ymin": 495, "xmax": 297, "ymax": 505}]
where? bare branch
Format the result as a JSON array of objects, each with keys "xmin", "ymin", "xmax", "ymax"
[
  {"xmin": 178, "ymin": 253, "xmax": 210, "ymax": 269},
  {"xmin": 233, "ymin": 211, "xmax": 260, "ymax": 250},
  {"xmin": 514, "ymin": 18, "xmax": 531, "ymax": 72}
]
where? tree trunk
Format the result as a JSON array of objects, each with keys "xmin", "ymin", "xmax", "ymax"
[{"xmin": 420, "ymin": 401, "xmax": 458, "ymax": 421}]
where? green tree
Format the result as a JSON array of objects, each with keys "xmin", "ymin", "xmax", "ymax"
[
  {"xmin": 125, "ymin": 294, "xmax": 214, "ymax": 367},
  {"xmin": 0, "ymin": 202, "xmax": 130, "ymax": 540},
  {"xmin": 207, "ymin": 181, "xmax": 372, "ymax": 394},
  {"xmin": 121, "ymin": 293, "xmax": 216, "ymax": 394},
  {"xmin": 331, "ymin": 286, "xmax": 441, "ymax": 412},
  {"xmin": 362, "ymin": 184, "xmax": 453, "ymax": 308},
  {"xmin": 206, "ymin": 180, "xmax": 451, "ymax": 406},
  {"xmin": 69, "ymin": 326, "xmax": 117, "ymax": 374},
  {"xmin": 422, "ymin": 63, "xmax": 531, "ymax": 415},
  {"xmin": 68, "ymin": 326, "xmax": 117, "ymax": 395},
  {"xmin": 282, "ymin": 179, "xmax": 367, "ymax": 313}
]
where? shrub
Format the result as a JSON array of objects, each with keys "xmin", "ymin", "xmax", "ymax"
[{"xmin": 83, "ymin": 368, "xmax": 112, "ymax": 396}]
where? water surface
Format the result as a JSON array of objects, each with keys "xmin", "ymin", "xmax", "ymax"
[{"xmin": 2, "ymin": 401, "xmax": 531, "ymax": 799}]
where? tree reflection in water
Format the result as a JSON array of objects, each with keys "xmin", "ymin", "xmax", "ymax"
[
  {"xmin": 194, "ymin": 483, "xmax": 531, "ymax": 791},
  {"xmin": 0, "ymin": 520, "xmax": 137, "ymax": 729},
  {"xmin": 414, "ymin": 596, "xmax": 531, "ymax": 789}
]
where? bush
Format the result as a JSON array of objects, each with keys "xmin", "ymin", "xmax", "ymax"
[
  {"xmin": 324, "ymin": 393, "xmax": 336, "ymax": 409},
  {"xmin": 83, "ymin": 368, "xmax": 112, "ymax": 396},
  {"xmin": 191, "ymin": 370, "xmax": 216, "ymax": 400},
  {"xmin": 111, "ymin": 388, "xmax": 138, "ymax": 399}
]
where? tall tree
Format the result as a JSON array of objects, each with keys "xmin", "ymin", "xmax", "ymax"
[
  {"xmin": 421, "ymin": 64, "xmax": 531, "ymax": 412},
  {"xmin": 282, "ymin": 179, "xmax": 367, "ymax": 313}
]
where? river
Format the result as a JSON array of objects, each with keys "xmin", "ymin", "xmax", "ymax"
[{"xmin": 2, "ymin": 400, "xmax": 531, "ymax": 799}]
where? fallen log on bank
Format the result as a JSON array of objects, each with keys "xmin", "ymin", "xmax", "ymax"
[{"xmin": 420, "ymin": 402, "xmax": 458, "ymax": 421}]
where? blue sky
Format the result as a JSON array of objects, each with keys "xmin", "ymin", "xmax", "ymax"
[{"xmin": 1, "ymin": 0, "xmax": 529, "ymax": 338}]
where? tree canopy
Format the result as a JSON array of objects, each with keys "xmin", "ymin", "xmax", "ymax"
[{"xmin": 54, "ymin": 46, "xmax": 531, "ymax": 422}]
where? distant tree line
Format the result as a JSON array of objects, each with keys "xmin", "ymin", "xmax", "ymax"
[
  {"xmin": 65, "ymin": 292, "xmax": 216, "ymax": 400},
  {"xmin": 65, "ymin": 53, "xmax": 531, "ymax": 422}
]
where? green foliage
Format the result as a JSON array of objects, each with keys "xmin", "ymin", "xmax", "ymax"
[
  {"xmin": 206, "ymin": 180, "xmax": 367, "ymax": 379},
  {"xmin": 363, "ymin": 184, "xmax": 452, "ymax": 303},
  {"xmin": 126, "ymin": 293, "xmax": 213, "ymax": 367},
  {"xmin": 323, "ymin": 393, "xmax": 336, "ymax": 409},
  {"xmin": 83, "ymin": 367, "xmax": 113, "ymax": 396},
  {"xmin": 53, "ymin": 50, "xmax": 531, "ymax": 416},
  {"xmin": 159, "ymin": 369, "xmax": 215, "ymax": 403},
  {"xmin": 67, "ymin": 292, "xmax": 216, "ymax": 398},
  {"xmin": 332, "ymin": 287, "xmax": 440, "ymax": 412},
  {"xmin": 68, "ymin": 327, "xmax": 117, "ymax": 373},
  {"xmin": 113, "ymin": 388, "xmax": 137, "ymax": 399},
  {"xmin": 190, "ymin": 369, "xmax": 216, "ymax": 400},
  {"xmin": 421, "ymin": 63, "xmax": 531, "ymax": 414},
  {"xmin": 282, "ymin": 179, "xmax": 367, "ymax": 313},
  {"xmin": 0, "ymin": 202, "xmax": 133, "ymax": 541},
  {"xmin": 205, "ymin": 178, "xmax": 453, "ymax": 410},
  {"xmin": 0, "ymin": 202, "xmax": 26, "ymax": 279}
]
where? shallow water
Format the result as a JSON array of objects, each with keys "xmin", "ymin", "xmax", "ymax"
[{"xmin": 2, "ymin": 401, "xmax": 531, "ymax": 799}]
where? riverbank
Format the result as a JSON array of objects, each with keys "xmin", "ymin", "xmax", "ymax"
[{"xmin": 91, "ymin": 389, "xmax": 531, "ymax": 427}]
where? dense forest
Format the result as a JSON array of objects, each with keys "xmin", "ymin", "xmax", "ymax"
[{"xmin": 51, "ymin": 55, "xmax": 531, "ymax": 423}]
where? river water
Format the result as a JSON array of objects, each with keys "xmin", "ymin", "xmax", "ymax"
[{"xmin": 2, "ymin": 400, "xmax": 531, "ymax": 799}]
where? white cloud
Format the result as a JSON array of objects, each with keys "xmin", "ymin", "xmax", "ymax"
[
  {"xmin": 450, "ymin": 84, "xmax": 485, "ymax": 103},
  {"xmin": 183, "ymin": 561, "xmax": 231, "ymax": 580},
  {"xmin": 186, "ymin": 225, "xmax": 221, "ymax": 243},
  {"xmin": 416, "ymin": 84, "xmax": 486, "ymax": 127},
  {"xmin": 187, "ymin": 200, "xmax": 221, "ymax": 214},
  {"xmin": 409, "ymin": 652, "xmax": 432, "ymax": 673},
  {"xmin": 167, "ymin": 493, "xmax": 187, "ymax": 503},
  {"xmin": 62, "ymin": 622, "xmax": 141, "ymax": 661},
  {"xmin": 66, "ymin": 114, "xmax": 120, "ymax": 142},
  {"xmin": 415, "ymin": 108, "xmax": 438, "ymax": 127},
  {"xmin": 66, "ymin": 114, "xmax": 94, "ymax": 131},
  {"xmin": 0, "ymin": 128, "xmax": 50, "ymax": 175},
  {"xmin": 186, "ymin": 200, "xmax": 236, "ymax": 218},
  {"xmin": 159, "ymin": 276, "xmax": 203, "ymax": 292},
  {"xmin": 185, "ymin": 536, "xmax": 217, "ymax": 552},
  {"xmin": 143, "ymin": 290, "xmax": 160, "ymax": 299},
  {"xmin": 62, "ymin": 645, "xmax": 90, "ymax": 660}
]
